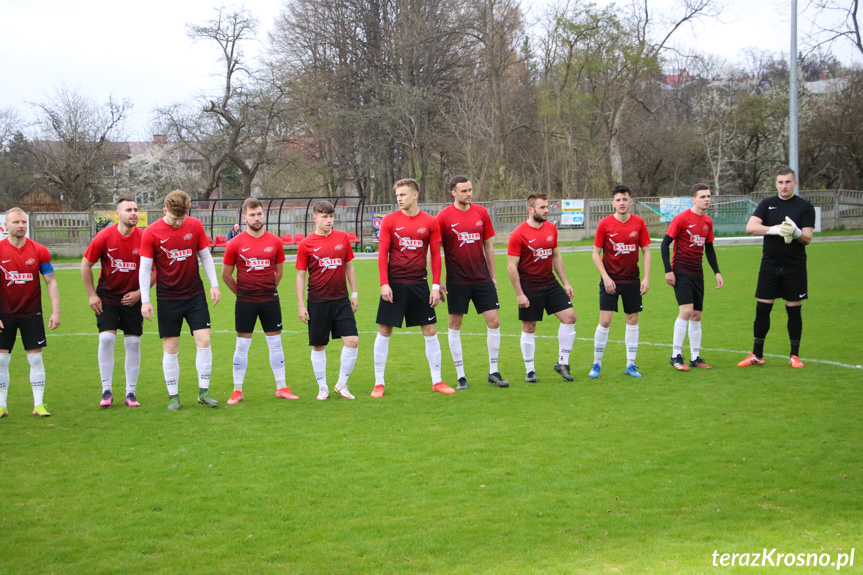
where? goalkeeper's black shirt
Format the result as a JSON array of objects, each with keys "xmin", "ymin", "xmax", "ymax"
[{"xmin": 752, "ymin": 195, "xmax": 816, "ymax": 274}]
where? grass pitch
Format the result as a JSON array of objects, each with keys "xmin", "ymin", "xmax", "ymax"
[{"xmin": 1, "ymin": 241, "xmax": 861, "ymax": 574}]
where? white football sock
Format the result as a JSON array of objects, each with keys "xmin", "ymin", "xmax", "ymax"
[
  {"xmin": 163, "ymin": 351, "xmax": 180, "ymax": 396},
  {"xmin": 266, "ymin": 334, "xmax": 286, "ymax": 388},
  {"xmin": 593, "ymin": 325, "xmax": 609, "ymax": 365},
  {"xmin": 337, "ymin": 345, "xmax": 358, "ymax": 386},
  {"xmin": 373, "ymin": 333, "xmax": 389, "ymax": 386},
  {"xmin": 311, "ymin": 349, "xmax": 327, "ymax": 390},
  {"xmin": 425, "ymin": 335, "xmax": 443, "ymax": 384},
  {"xmin": 558, "ymin": 323, "xmax": 575, "ymax": 365},
  {"xmin": 233, "ymin": 336, "xmax": 252, "ymax": 390},
  {"xmin": 0, "ymin": 353, "xmax": 10, "ymax": 408},
  {"xmin": 28, "ymin": 352, "xmax": 46, "ymax": 407},
  {"xmin": 688, "ymin": 320, "xmax": 702, "ymax": 360},
  {"xmin": 196, "ymin": 347, "xmax": 212, "ymax": 390},
  {"xmin": 124, "ymin": 336, "xmax": 141, "ymax": 395},
  {"xmin": 97, "ymin": 331, "xmax": 116, "ymax": 393},
  {"xmin": 520, "ymin": 331, "xmax": 535, "ymax": 373},
  {"xmin": 672, "ymin": 317, "xmax": 687, "ymax": 358},
  {"xmin": 448, "ymin": 329, "xmax": 465, "ymax": 379},
  {"xmin": 625, "ymin": 324, "xmax": 639, "ymax": 366},
  {"xmin": 487, "ymin": 327, "xmax": 501, "ymax": 374}
]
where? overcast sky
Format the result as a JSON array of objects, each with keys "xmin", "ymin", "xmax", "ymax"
[{"xmin": 2, "ymin": 0, "xmax": 858, "ymax": 138}]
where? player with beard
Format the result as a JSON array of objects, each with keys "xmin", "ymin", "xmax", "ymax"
[
  {"xmin": 81, "ymin": 198, "xmax": 148, "ymax": 407},
  {"xmin": 0, "ymin": 208, "xmax": 60, "ymax": 418},
  {"xmin": 506, "ymin": 194, "xmax": 577, "ymax": 383},
  {"xmin": 436, "ymin": 176, "xmax": 508, "ymax": 390},
  {"xmin": 222, "ymin": 198, "xmax": 294, "ymax": 404}
]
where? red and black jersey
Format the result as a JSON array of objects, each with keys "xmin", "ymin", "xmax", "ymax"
[
  {"xmin": 140, "ymin": 216, "xmax": 209, "ymax": 300},
  {"xmin": 594, "ymin": 214, "xmax": 651, "ymax": 284},
  {"xmin": 665, "ymin": 210, "xmax": 714, "ymax": 275},
  {"xmin": 436, "ymin": 203, "xmax": 494, "ymax": 285},
  {"xmin": 83, "ymin": 225, "xmax": 143, "ymax": 305},
  {"xmin": 223, "ymin": 231, "xmax": 285, "ymax": 303},
  {"xmin": 507, "ymin": 221, "xmax": 558, "ymax": 291},
  {"xmin": 378, "ymin": 210, "xmax": 442, "ymax": 285},
  {"xmin": 296, "ymin": 230, "xmax": 355, "ymax": 302},
  {"xmin": 0, "ymin": 238, "xmax": 51, "ymax": 317}
]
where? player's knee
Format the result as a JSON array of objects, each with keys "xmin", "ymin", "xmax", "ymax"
[
  {"xmin": 421, "ymin": 324, "xmax": 437, "ymax": 337},
  {"xmin": 521, "ymin": 322, "xmax": 536, "ymax": 334},
  {"xmin": 448, "ymin": 315, "xmax": 463, "ymax": 330},
  {"xmin": 756, "ymin": 301, "xmax": 774, "ymax": 316},
  {"xmin": 343, "ymin": 336, "xmax": 359, "ymax": 349}
]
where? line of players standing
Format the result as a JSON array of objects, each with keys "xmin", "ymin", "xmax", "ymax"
[{"xmin": 0, "ymin": 167, "xmax": 815, "ymax": 416}]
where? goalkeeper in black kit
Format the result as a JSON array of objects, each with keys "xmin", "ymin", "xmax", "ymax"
[{"xmin": 738, "ymin": 167, "xmax": 815, "ymax": 369}]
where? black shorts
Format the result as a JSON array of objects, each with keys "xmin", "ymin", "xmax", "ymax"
[
  {"xmin": 376, "ymin": 282, "xmax": 437, "ymax": 328},
  {"xmin": 235, "ymin": 299, "xmax": 283, "ymax": 333},
  {"xmin": 308, "ymin": 298, "xmax": 358, "ymax": 346},
  {"xmin": 96, "ymin": 302, "xmax": 144, "ymax": 335},
  {"xmin": 672, "ymin": 272, "xmax": 704, "ymax": 311},
  {"xmin": 599, "ymin": 280, "xmax": 643, "ymax": 315},
  {"xmin": 0, "ymin": 314, "xmax": 47, "ymax": 352},
  {"xmin": 156, "ymin": 293, "xmax": 211, "ymax": 338},
  {"xmin": 446, "ymin": 281, "xmax": 500, "ymax": 315},
  {"xmin": 755, "ymin": 273, "xmax": 809, "ymax": 302},
  {"xmin": 519, "ymin": 282, "xmax": 573, "ymax": 322}
]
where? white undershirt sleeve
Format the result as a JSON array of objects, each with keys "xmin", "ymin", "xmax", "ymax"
[
  {"xmin": 198, "ymin": 249, "xmax": 219, "ymax": 288},
  {"xmin": 139, "ymin": 257, "xmax": 153, "ymax": 304}
]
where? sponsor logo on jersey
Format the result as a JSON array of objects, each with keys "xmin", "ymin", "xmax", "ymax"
[
  {"xmin": 451, "ymin": 227, "xmax": 482, "ymax": 247},
  {"xmin": 184, "ymin": 233, "xmax": 193, "ymax": 241},
  {"xmin": 527, "ymin": 246, "xmax": 553, "ymax": 262},
  {"xmin": 239, "ymin": 254, "xmax": 271, "ymax": 271},
  {"xmin": 394, "ymin": 232, "xmax": 424, "ymax": 251},
  {"xmin": 610, "ymin": 240, "xmax": 637, "ymax": 256},
  {"xmin": 0, "ymin": 265, "xmax": 34, "ymax": 285},
  {"xmin": 312, "ymin": 255, "xmax": 343, "ymax": 270},
  {"xmin": 160, "ymin": 246, "xmax": 194, "ymax": 265},
  {"xmin": 686, "ymin": 230, "xmax": 707, "ymax": 247},
  {"xmin": 107, "ymin": 253, "xmax": 137, "ymax": 274}
]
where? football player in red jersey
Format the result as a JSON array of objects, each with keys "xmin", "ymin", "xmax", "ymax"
[
  {"xmin": 660, "ymin": 184, "xmax": 724, "ymax": 371},
  {"xmin": 296, "ymin": 201, "xmax": 359, "ymax": 401},
  {"xmin": 588, "ymin": 185, "xmax": 651, "ymax": 379},
  {"xmin": 436, "ymin": 176, "xmax": 508, "ymax": 390},
  {"xmin": 506, "ymin": 194, "xmax": 577, "ymax": 383},
  {"xmin": 81, "ymin": 198, "xmax": 148, "ymax": 408},
  {"xmin": 372, "ymin": 178, "xmax": 455, "ymax": 397},
  {"xmin": 139, "ymin": 190, "xmax": 221, "ymax": 410},
  {"xmin": 222, "ymin": 198, "xmax": 295, "ymax": 404},
  {"xmin": 0, "ymin": 208, "xmax": 60, "ymax": 418}
]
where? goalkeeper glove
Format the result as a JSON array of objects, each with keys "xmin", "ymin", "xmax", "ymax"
[
  {"xmin": 766, "ymin": 225, "xmax": 783, "ymax": 235},
  {"xmin": 779, "ymin": 216, "xmax": 802, "ymax": 243}
]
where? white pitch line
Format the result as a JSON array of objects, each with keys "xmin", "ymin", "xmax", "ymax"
[{"xmin": 47, "ymin": 330, "xmax": 862, "ymax": 370}]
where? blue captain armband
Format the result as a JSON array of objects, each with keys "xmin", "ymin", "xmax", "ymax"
[{"xmin": 39, "ymin": 262, "xmax": 54, "ymax": 275}]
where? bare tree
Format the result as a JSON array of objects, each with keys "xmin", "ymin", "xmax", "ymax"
[
  {"xmin": 190, "ymin": 7, "xmax": 285, "ymax": 198},
  {"xmin": 25, "ymin": 87, "xmax": 131, "ymax": 209},
  {"xmin": 805, "ymin": 0, "xmax": 863, "ymax": 58}
]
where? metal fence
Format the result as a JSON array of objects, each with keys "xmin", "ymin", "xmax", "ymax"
[{"xmin": 24, "ymin": 190, "xmax": 863, "ymax": 256}]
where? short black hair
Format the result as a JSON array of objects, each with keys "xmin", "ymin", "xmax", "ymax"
[
  {"xmin": 689, "ymin": 183, "xmax": 710, "ymax": 197},
  {"xmin": 449, "ymin": 176, "xmax": 469, "ymax": 191},
  {"xmin": 612, "ymin": 184, "xmax": 631, "ymax": 198}
]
